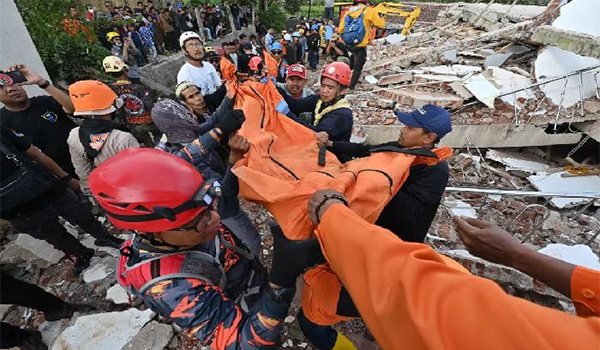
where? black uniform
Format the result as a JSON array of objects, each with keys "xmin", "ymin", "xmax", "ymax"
[{"xmin": 0, "ymin": 96, "xmax": 76, "ymax": 176}]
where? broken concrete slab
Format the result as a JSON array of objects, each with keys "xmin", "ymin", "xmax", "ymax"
[
  {"xmin": 551, "ymin": 0, "xmax": 600, "ymax": 38},
  {"xmin": 52, "ymin": 309, "xmax": 154, "ymax": 350},
  {"xmin": 106, "ymin": 284, "xmax": 130, "ymax": 305},
  {"xmin": 444, "ymin": 200, "xmax": 477, "ymax": 218},
  {"xmin": 449, "ymin": 81, "xmax": 474, "ymax": 99},
  {"xmin": 484, "ymin": 53, "xmax": 513, "ymax": 68},
  {"xmin": 534, "ymin": 46, "xmax": 600, "ymax": 108},
  {"xmin": 539, "ymin": 244, "xmax": 600, "ymax": 270},
  {"xmin": 463, "ymin": 74, "xmax": 500, "ymax": 108},
  {"xmin": 360, "ymin": 123, "xmax": 583, "ymax": 148},
  {"xmin": 532, "ymin": 26, "xmax": 600, "ymax": 59},
  {"xmin": 528, "ymin": 172, "xmax": 600, "ymax": 208},
  {"xmin": 40, "ymin": 319, "xmax": 71, "ymax": 348},
  {"xmin": 574, "ymin": 120, "xmax": 600, "ymax": 142},
  {"xmin": 82, "ymin": 256, "xmax": 117, "ymax": 283},
  {"xmin": 443, "ymin": 49, "xmax": 458, "ymax": 62},
  {"xmin": 363, "ymin": 75, "xmax": 379, "ymax": 85},
  {"xmin": 486, "ymin": 67, "xmax": 533, "ymax": 106},
  {"xmin": 486, "ymin": 149, "xmax": 549, "ymax": 173},
  {"xmin": 376, "ymin": 89, "xmax": 463, "ymax": 108},
  {"xmin": 413, "ymin": 73, "xmax": 461, "ymax": 85},
  {"xmin": 122, "ymin": 321, "xmax": 173, "ymax": 350},
  {"xmin": 377, "ymin": 72, "xmax": 413, "ymax": 86},
  {"xmin": 386, "ymin": 33, "xmax": 406, "ymax": 45},
  {"xmin": 0, "ymin": 234, "xmax": 64, "ymax": 269}
]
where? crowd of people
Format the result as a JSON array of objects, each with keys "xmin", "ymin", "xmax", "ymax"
[{"xmin": 1, "ymin": 0, "xmax": 599, "ymax": 349}]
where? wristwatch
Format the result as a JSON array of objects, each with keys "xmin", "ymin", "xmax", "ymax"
[
  {"xmin": 38, "ymin": 80, "xmax": 51, "ymax": 89},
  {"xmin": 268, "ymin": 285, "xmax": 296, "ymax": 303}
]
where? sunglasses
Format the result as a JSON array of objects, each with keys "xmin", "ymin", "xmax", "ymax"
[
  {"xmin": 272, "ymin": 51, "xmax": 282, "ymax": 55},
  {"xmin": 172, "ymin": 201, "xmax": 216, "ymax": 232}
]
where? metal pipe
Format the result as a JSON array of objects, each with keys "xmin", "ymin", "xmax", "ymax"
[
  {"xmin": 445, "ymin": 186, "xmax": 600, "ymax": 199},
  {"xmin": 495, "ymin": 64, "xmax": 600, "ymax": 99}
]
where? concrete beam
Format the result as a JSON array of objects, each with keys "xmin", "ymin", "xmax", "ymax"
[
  {"xmin": 359, "ymin": 123, "xmax": 583, "ymax": 148},
  {"xmin": 531, "ymin": 25, "xmax": 600, "ymax": 59}
]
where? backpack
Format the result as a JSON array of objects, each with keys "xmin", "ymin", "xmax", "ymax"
[
  {"xmin": 342, "ymin": 7, "xmax": 367, "ymax": 47},
  {"xmin": 118, "ymin": 234, "xmax": 263, "ymax": 312}
]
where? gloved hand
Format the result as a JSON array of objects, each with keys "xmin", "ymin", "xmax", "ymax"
[
  {"xmin": 276, "ymin": 100, "xmax": 290, "ymax": 115},
  {"xmin": 268, "ymin": 223, "xmax": 326, "ymax": 288},
  {"xmin": 217, "ymin": 109, "xmax": 245, "ymax": 136}
]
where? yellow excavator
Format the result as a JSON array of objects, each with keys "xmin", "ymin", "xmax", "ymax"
[{"xmin": 334, "ymin": 2, "xmax": 421, "ymax": 36}]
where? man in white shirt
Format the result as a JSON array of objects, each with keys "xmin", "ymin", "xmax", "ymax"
[{"xmin": 177, "ymin": 31, "xmax": 222, "ymax": 96}]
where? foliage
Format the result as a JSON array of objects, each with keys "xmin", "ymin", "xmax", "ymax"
[
  {"xmin": 258, "ymin": 2, "xmax": 287, "ymax": 30},
  {"xmin": 283, "ymin": 0, "xmax": 304, "ymax": 15},
  {"xmin": 16, "ymin": 0, "xmax": 110, "ymax": 84}
]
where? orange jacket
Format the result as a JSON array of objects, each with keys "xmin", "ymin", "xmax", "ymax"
[{"xmin": 314, "ymin": 204, "xmax": 600, "ymax": 350}]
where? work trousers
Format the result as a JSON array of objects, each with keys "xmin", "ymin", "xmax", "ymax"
[
  {"xmin": 298, "ymin": 287, "xmax": 360, "ymax": 350},
  {"xmin": 308, "ymin": 50, "xmax": 319, "ymax": 70},
  {"xmin": 324, "ymin": 7, "xmax": 334, "ymax": 21},
  {"xmin": 8, "ymin": 185, "xmax": 108, "ymax": 257},
  {"xmin": 164, "ymin": 31, "xmax": 178, "ymax": 51},
  {"xmin": 0, "ymin": 271, "xmax": 66, "ymax": 348},
  {"xmin": 348, "ymin": 47, "xmax": 367, "ymax": 89}
]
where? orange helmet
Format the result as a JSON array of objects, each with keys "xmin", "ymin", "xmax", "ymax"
[
  {"xmin": 69, "ymin": 80, "xmax": 122, "ymax": 116},
  {"xmin": 321, "ymin": 62, "xmax": 351, "ymax": 87}
]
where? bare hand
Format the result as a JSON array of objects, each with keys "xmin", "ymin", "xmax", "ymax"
[
  {"xmin": 67, "ymin": 178, "xmax": 81, "ymax": 193},
  {"xmin": 8, "ymin": 64, "xmax": 44, "ymax": 86},
  {"xmin": 315, "ymin": 132, "xmax": 329, "ymax": 146},
  {"xmin": 453, "ymin": 216, "xmax": 525, "ymax": 266},
  {"xmin": 308, "ymin": 189, "xmax": 346, "ymax": 224},
  {"xmin": 225, "ymin": 80, "xmax": 236, "ymax": 99},
  {"xmin": 228, "ymin": 133, "xmax": 250, "ymax": 163}
]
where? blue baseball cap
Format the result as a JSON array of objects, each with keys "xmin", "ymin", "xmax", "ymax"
[{"xmin": 395, "ymin": 104, "xmax": 452, "ymax": 140}]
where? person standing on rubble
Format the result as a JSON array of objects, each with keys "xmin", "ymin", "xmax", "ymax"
[
  {"xmin": 88, "ymin": 148, "xmax": 325, "ymax": 350},
  {"xmin": 338, "ymin": 0, "xmax": 386, "ymax": 89},
  {"xmin": 0, "ymin": 125, "xmax": 123, "ymax": 277},
  {"xmin": 306, "ymin": 104, "xmax": 453, "ymax": 349},
  {"xmin": 276, "ymin": 62, "xmax": 353, "ymax": 142}
]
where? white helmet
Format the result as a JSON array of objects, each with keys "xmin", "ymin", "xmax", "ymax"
[
  {"xmin": 179, "ymin": 31, "xmax": 202, "ymax": 49},
  {"xmin": 284, "ymin": 33, "xmax": 292, "ymax": 41}
]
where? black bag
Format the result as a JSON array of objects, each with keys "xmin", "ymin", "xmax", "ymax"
[{"xmin": 0, "ymin": 144, "xmax": 56, "ymax": 211}]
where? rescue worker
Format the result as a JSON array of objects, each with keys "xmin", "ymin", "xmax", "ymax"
[
  {"xmin": 1, "ymin": 125, "xmax": 121, "ymax": 277},
  {"xmin": 305, "ymin": 189, "xmax": 600, "ymax": 350},
  {"xmin": 276, "ymin": 64, "xmax": 315, "ymax": 99},
  {"xmin": 338, "ymin": 0, "xmax": 386, "ymax": 89},
  {"xmin": 107, "ymin": 31, "xmax": 142, "ymax": 84},
  {"xmin": 101, "ymin": 56, "xmax": 161, "ymax": 146},
  {"xmin": 67, "ymin": 80, "xmax": 139, "ymax": 194},
  {"xmin": 276, "ymin": 62, "xmax": 353, "ymax": 142},
  {"xmin": 305, "ymin": 105, "xmax": 453, "ymax": 349},
  {"xmin": 88, "ymin": 148, "xmax": 325, "ymax": 350},
  {"xmin": 177, "ymin": 31, "xmax": 222, "ymax": 96},
  {"xmin": 270, "ymin": 42, "xmax": 289, "ymax": 83}
]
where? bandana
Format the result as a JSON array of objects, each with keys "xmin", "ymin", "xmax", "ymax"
[{"xmin": 79, "ymin": 119, "xmax": 129, "ymax": 160}]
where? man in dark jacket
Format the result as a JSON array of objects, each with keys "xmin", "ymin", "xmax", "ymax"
[
  {"xmin": 303, "ymin": 104, "xmax": 453, "ymax": 350},
  {"xmin": 276, "ymin": 62, "xmax": 353, "ymax": 142}
]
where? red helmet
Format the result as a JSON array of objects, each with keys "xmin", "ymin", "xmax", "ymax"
[
  {"xmin": 88, "ymin": 148, "xmax": 221, "ymax": 232},
  {"xmin": 321, "ymin": 62, "xmax": 351, "ymax": 87},
  {"xmin": 249, "ymin": 56, "xmax": 263, "ymax": 71}
]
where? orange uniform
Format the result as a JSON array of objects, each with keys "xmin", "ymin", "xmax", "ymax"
[{"xmin": 315, "ymin": 204, "xmax": 600, "ymax": 350}]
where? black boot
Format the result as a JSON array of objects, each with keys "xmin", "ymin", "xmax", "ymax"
[
  {"xmin": 72, "ymin": 248, "xmax": 94, "ymax": 277},
  {"xmin": 94, "ymin": 235, "xmax": 125, "ymax": 249},
  {"xmin": 45, "ymin": 302, "xmax": 97, "ymax": 321},
  {"xmin": 19, "ymin": 329, "xmax": 47, "ymax": 350}
]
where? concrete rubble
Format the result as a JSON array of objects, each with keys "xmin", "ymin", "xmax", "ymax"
[
  {"xmin": 52, "ymin": 309, "xmax": 154, "ymax": 350},
  {"xmin": 82, "ymin": 256, "xmax": 118, "ymax": 283},
  {"xmin": 122, "ymin": 321, "xmax": 174, "ymax": 350}
]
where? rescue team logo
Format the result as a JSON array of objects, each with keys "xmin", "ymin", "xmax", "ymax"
[
  {"xmin": 41, "ymin": 111, "xmax": 58, "ymax": 123},
  {"xmin": 89, "ymin": 132, "xmax": 111, "ymax": 151},
  {"xmin": 0, "ymin": 73, "xmax": 13, "ymax": 86},
  {"xmin": 120, "ymin": 93, "xmax": 145, "ymax": 116}
]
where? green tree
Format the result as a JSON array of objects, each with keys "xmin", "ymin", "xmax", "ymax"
[
  {"xmin": 283, "ymin": 0, "xmax": 303, "ymax": 15},
  {"xmin": 16, "ymin": 0, "xmax": 110, "ymax": 84}
]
